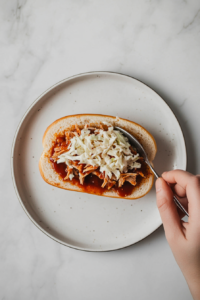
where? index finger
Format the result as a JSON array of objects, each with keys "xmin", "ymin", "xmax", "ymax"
[
  {"xmin": 162, "ymin": 170, "xmax": 193, "ymax": 188},
  {"xmin": 162, "ymin": 170, "xmax": 200, "ymax": 222}
]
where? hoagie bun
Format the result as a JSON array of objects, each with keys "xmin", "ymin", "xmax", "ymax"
[{"xmin": 39, "ymin": 114, "xmax": 157, "ymax": 199}]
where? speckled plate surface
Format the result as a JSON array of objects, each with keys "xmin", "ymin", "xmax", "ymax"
[{"xmin": 11, "ymin": 72, "xmax": 186, "ymax": 251}]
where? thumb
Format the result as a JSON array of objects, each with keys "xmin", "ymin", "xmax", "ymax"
[{"xmin": 156, "ymin": 178, "xmax": 183, "ymax": 242}]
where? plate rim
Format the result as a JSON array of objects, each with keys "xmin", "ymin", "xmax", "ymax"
[{"xmin": 11, "ymin": 71, "xmax": 187, "ymax": 252}]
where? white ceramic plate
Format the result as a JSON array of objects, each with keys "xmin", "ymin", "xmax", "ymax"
[{"xmin": 11, "ymin": 72, "xmax": 186, "ymax": 251}]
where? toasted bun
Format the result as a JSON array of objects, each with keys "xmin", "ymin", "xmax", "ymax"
[{"xmin": 39, "ymin": 114, "xmax": 157, "ymax": 199}]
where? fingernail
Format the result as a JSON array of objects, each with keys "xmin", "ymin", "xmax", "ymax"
[{"xmin": 156, "ymin": 178, "xmax": 162, "ymax": 192}]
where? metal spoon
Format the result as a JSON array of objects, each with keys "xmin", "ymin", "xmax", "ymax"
[{"xmin": 115, "ymin": 126, "xmax": 189, "ymax": 217}]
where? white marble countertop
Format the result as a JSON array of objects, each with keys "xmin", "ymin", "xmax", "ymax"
[{"xmin": 1, "ymin": 0, "xmax": 200, "ymax": 299}]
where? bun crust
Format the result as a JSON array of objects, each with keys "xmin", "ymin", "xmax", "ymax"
[{"xmin": 39, "ymin": 114, "xmax": 157, "ymax": 199}]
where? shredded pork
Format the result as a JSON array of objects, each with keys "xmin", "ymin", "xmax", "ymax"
[{"xmin": 64, "ymin": 166, "xmax": 73, "ymax": 180}]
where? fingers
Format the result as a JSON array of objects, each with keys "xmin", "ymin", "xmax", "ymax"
[
  {"xmin": 185, "ymin": 176, "xmax": 200, "ymax": 223},
  {"xmin": 162, "ymin": 170, "xmax": 200, "ymax": 222},
  {"xmin": 173, "ymin": 184, "xmax": 186, "ymax": 198},
  {"xmin": 162, "ymin": 170, "xmax": 193, "ymax": 190},
  {"xmin": 156, "ymin": 178, "xmax": 184, "ymax": 243}
]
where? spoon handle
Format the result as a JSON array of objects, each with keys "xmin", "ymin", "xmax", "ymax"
[
  {"xmin": 173, "ymin": 195, "xmax": 189, "ymax": 217},
  {"xmin": 148, "ymin": 164, "xmax": 160, "ymax": 179},
  {"xmin": 147, "ymin": 163, "xmax": 189, "ymax": 217}
]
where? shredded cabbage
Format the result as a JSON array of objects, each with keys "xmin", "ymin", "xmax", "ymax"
[{"xmin": 57, "ymin": 124, "xmax": 141, "ymax": 179}]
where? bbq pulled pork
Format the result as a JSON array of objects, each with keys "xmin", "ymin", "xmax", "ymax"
[{"xmin": 50, "ymin": 124, "xmax": 145, "ymax": 190}]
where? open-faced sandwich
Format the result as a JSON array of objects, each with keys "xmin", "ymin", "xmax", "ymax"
[{"xmin": 39, "ymin": 114, "xmax": 157, "ymax": 199}]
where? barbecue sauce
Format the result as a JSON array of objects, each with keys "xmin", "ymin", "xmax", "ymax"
[
  {"xmin": 50, "ymin": 159, "xmax": 151, "ymax": 197},
  {"xmin": 50, "ymin": 159, "xmax": 67, "ymax": 178}
]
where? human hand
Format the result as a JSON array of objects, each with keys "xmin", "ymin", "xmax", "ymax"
[{"xmin": 156, "ymin": 170, "xmax": 200, "ymax": 300}]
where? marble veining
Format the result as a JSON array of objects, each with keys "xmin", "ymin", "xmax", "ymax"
[{"xmin": 1, "ymin": 0, "xmax": 200, "ymax": 299}]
